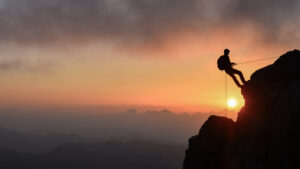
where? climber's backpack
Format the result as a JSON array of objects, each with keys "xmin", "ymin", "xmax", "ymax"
[{"xmin": 217, "ymin": 56, "xmax": 226, "ymax": 71}]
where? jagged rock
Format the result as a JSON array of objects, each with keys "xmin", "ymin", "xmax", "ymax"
[{"xmin": 184, "ymin": 50, "xmax": 300, "ymax": 169}]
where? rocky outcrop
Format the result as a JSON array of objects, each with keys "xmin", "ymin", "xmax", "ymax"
[
  {"xmin": 184, "ymin": 50, "xmax": 300, "ymax": 169},
  {"xmin": 183, "ymin": 116, "xmax": 235, "ymax": 169}
]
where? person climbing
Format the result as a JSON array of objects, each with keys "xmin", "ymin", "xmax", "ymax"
[{"xmin": 217, "ymin": 49, "xmax": 246, "ymax": 88}]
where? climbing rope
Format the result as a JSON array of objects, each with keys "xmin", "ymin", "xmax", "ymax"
[
  {"xmin": 237, "ymin": 56, "xmax": 278, "ymax": 65},
  {"xmin": 225, "ymin": 73, "xmax": 228, "ymax": 117}
]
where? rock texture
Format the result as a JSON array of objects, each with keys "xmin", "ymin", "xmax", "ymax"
[{"xmin": 184, "ymin": 50, "xmax": 300, "ymax": 169}]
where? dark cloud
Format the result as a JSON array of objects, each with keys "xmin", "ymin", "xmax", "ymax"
[
  {"xmin": 233, "ymin": 0, "xmax": 299, "ymax": 22},
  {"xmin": 0, "ymin": 0, "xmax": 299, "ymax": 45},
  {"xmin": 0, "ymin": 0, "xmax": 202, "ymax": 44},
  {"xmin": 231, "ymin": 0, "xmax": 300, "ymax": 42}
]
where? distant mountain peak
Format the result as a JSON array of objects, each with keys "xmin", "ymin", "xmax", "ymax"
[
  {"xmin": 159, "ymin": 109, "xmax": 173, "ymax": 114},
  {"xmin": 126, "ymin": 108, "xmax": 138, "ymax": 113}
]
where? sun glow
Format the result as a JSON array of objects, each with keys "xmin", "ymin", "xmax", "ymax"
[{"xmin": 227, "ymin": 98, "xmax": 237, "ymax": 108}]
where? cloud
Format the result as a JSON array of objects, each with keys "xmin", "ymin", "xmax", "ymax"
[
  {"xmin": 231, "ymin": 0, "xmax": 300, "ymax": 42},
  {"xmin": 0, "ymin": 0, "xmax": 200, "ymax": 44},
  {"xmin": 0, "ymin": 0, "xmax": 299, "ymax": 47},
  {"xmin": 0, "ymin": 59, "xmax": 23, "ymax": 71},
  {"xmin": 0, "ymin": 58, "xmax": 54, "ymax": 72}
]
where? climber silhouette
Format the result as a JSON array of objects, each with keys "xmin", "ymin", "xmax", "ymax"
[{"xmin": 217, "ymin": 49, "xmax": 246, "ymax": 88}]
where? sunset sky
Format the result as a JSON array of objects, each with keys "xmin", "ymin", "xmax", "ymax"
[{"xmin": 0, "ymin": 0, "xmax": 299, "ymax": 114}]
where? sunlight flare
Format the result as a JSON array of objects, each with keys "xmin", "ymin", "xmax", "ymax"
[{"xmin": 227, "ymin": 98, "xmax": 237, "ymax": 108}]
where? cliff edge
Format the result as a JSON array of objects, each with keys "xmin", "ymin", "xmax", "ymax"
[{"xmin": 184, "ymin": 50, "xmax": 300, "ymax": 169}]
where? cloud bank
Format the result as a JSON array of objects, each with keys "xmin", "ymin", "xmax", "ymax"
[{"xmin": 0, "ymin": 0, "xmax": 299, "ymax": 46}]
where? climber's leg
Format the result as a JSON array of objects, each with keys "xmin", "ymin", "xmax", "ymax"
[
  {"xmin": 232, "ymin": 68, "xmax": 246, "ymax": 84},
  {"xmin": 226, "ymin": 69, "xmax": 242, "ymax": 88}
]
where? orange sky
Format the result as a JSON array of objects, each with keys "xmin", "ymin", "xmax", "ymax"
[{"xmin": 0, "ymin": 26, "xmax": 296, "ymax": 114}]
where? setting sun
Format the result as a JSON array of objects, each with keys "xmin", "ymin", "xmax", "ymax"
[{"xmin": 227, "ymin": 98, "xmax": 237, "ymax": 108}]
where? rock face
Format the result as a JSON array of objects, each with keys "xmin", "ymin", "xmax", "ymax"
[
  {"xmin": 184, "ymin": 50, "xmax": 300, "ymax": 169},
  {"xmin": 183, "ymin": 116, "xmax": 235, "ymax": 169}
]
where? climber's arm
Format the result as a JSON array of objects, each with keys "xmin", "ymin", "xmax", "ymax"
[{"xmin": 228, "ymin": 56, "xmax": 237, "ymax": 66}]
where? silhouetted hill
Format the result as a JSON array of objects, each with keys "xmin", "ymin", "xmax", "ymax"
[
  {"xmin": 0, "ymin": 149, "xmax": 39, "ymax": 169},
  {"xmin": 184, "ymin": 50, "xmax": 300, "ymax": 169},
  {"xmin": 0, "ymin": 127, "xmax": 89, "ymax": 153},
  {"xmin": 0, "ymin": 140, "xmax": 185, "ymax": 169}
]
